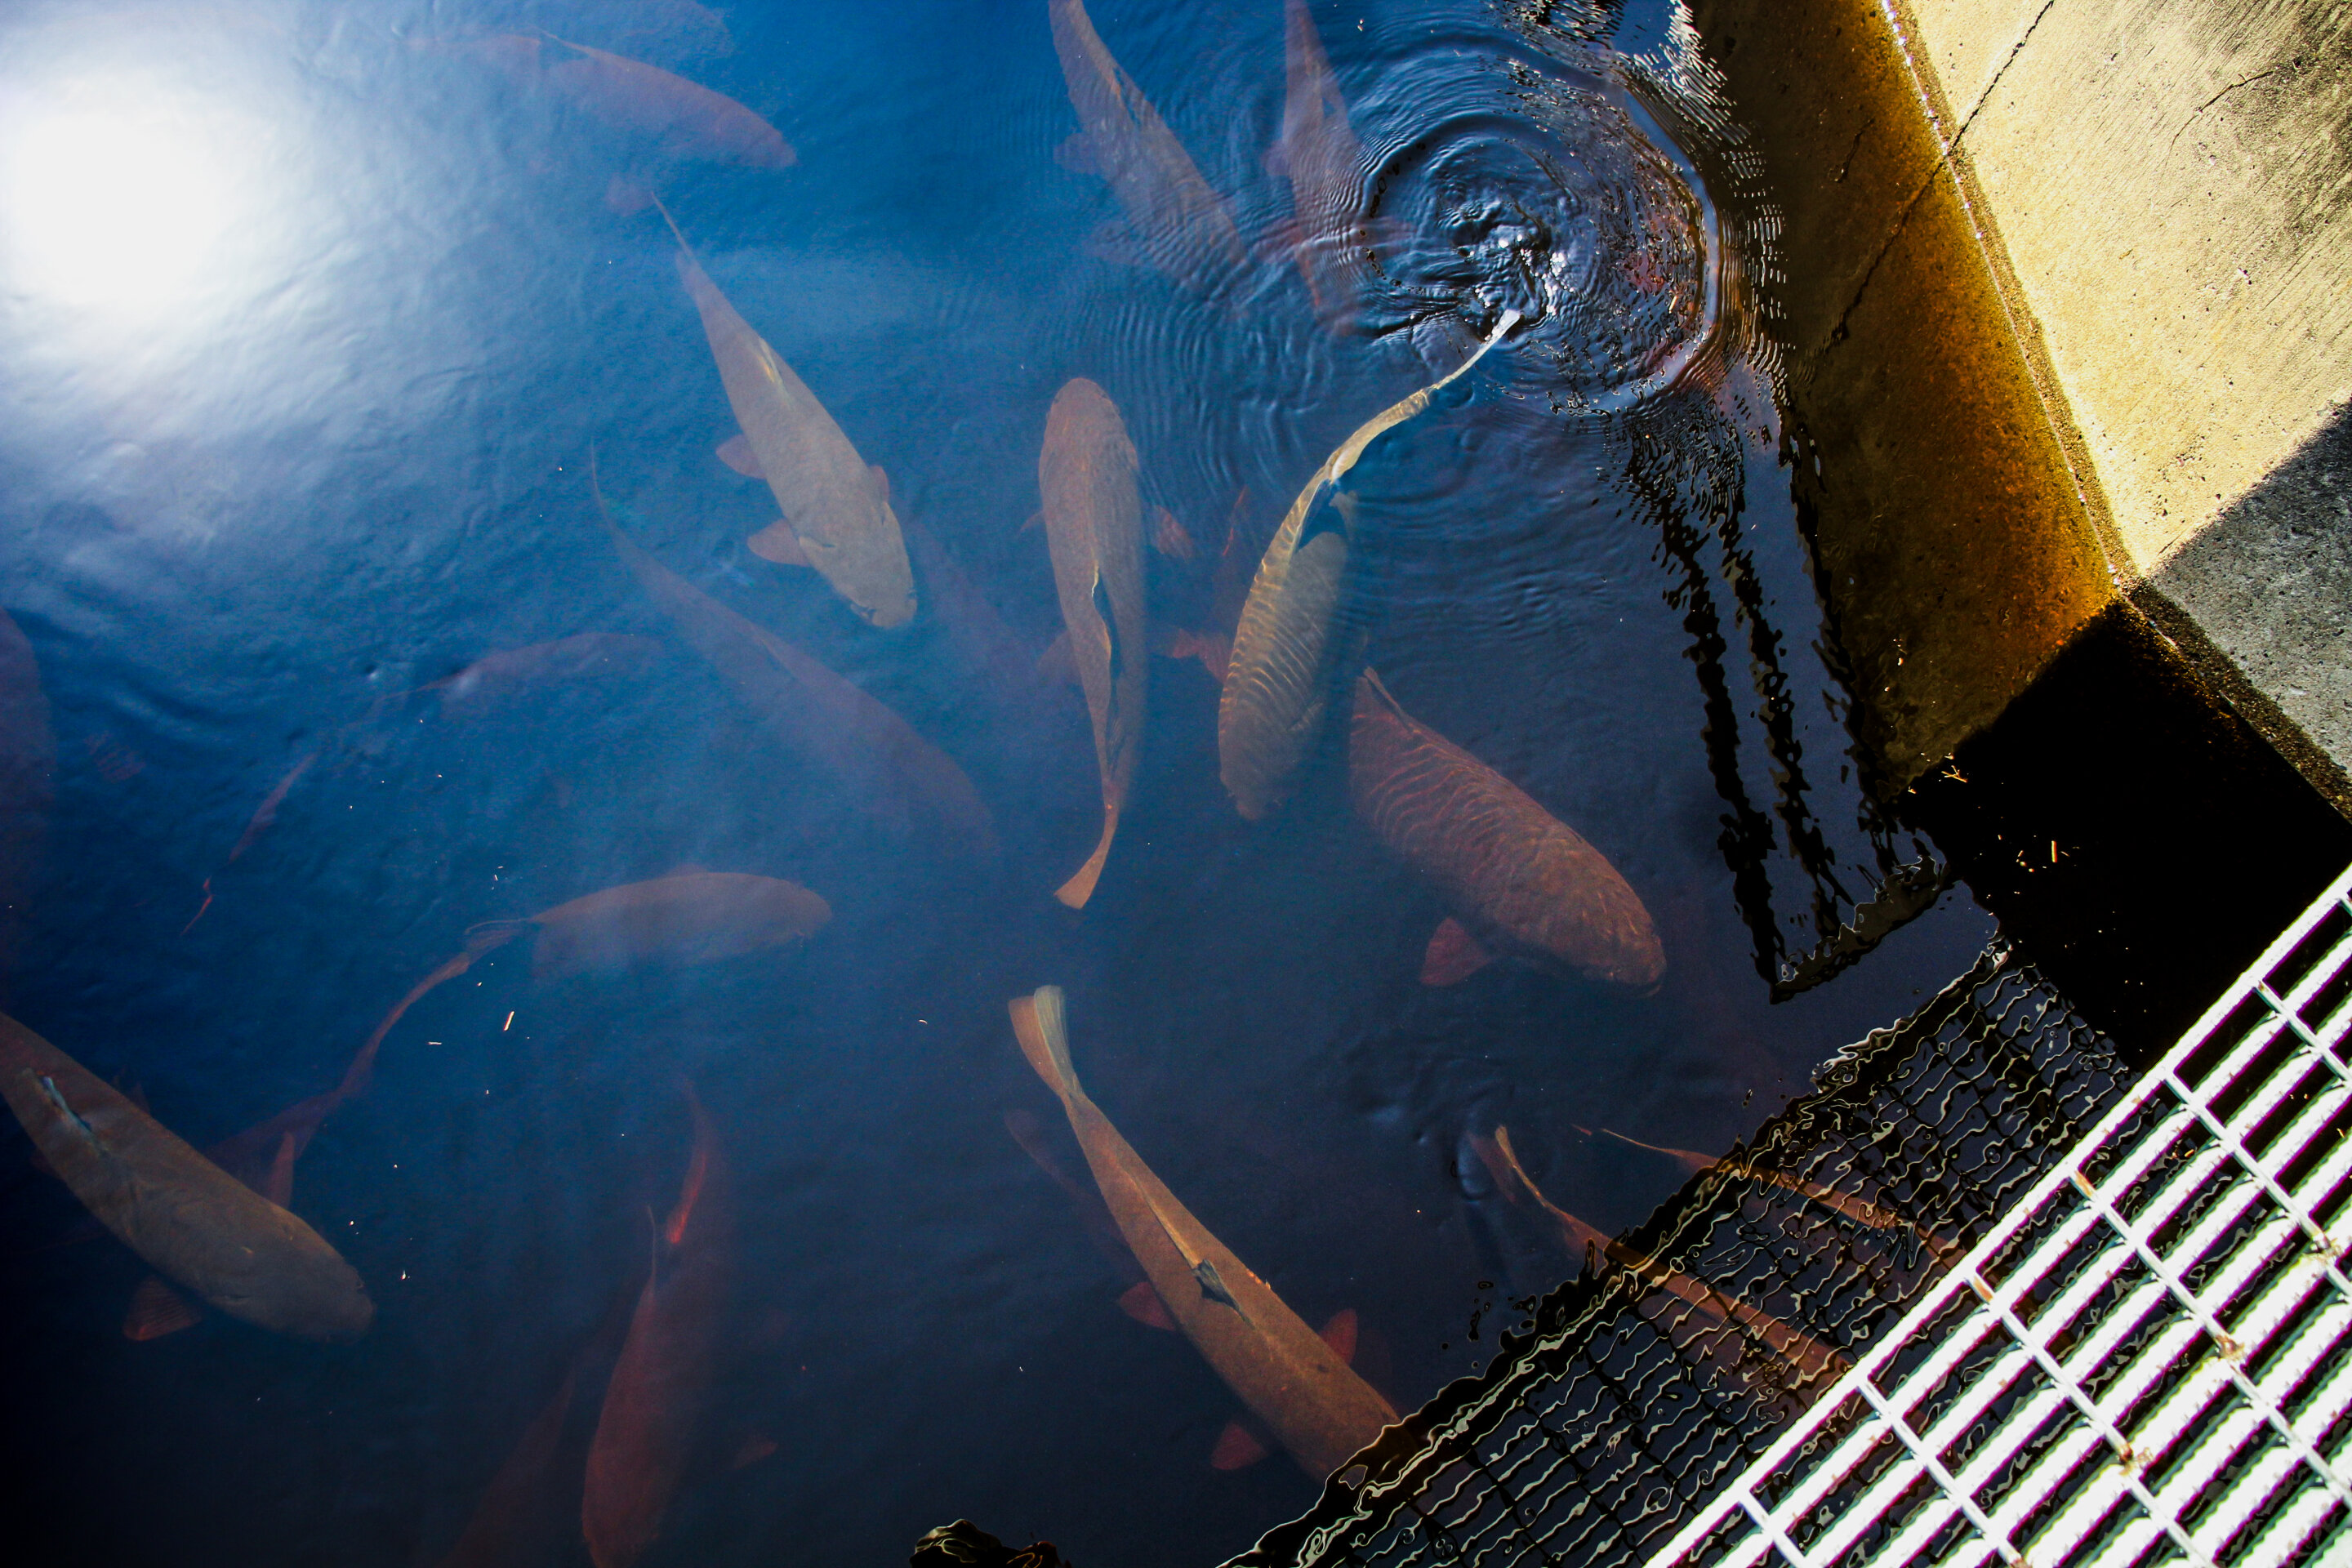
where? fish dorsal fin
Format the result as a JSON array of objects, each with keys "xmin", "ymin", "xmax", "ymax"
[
  {"xmin": 1192, "ymin": 1258, "xmax": 1240, "ymax": 1311},
  {"xmin": 1091, "ymin": 568, "xmax": 1122, "ymax": 684}
]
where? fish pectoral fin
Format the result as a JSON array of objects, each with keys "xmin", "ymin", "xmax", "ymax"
[
  {"xmin": 747, "ymin": 520, "xmax": 812, "ymax": 568},
  {"xmin": 1420, "ymin": 918, "xmax": 1493, "ymax": 987},
  {"xmin": 1116, "ymin": 1279, "xmax": 1178, "ymax": 1331},
  {"xmin": 1209, "ymin": 1418, "xmax": 1274, "ymax": 1471},
  {"xmin": 1054, "ymin": 130, "xmax": 1102, "ymax": 177},
  {"xmin": 716, "ymin": 432, "xmax": 764, "ymax": 478}
]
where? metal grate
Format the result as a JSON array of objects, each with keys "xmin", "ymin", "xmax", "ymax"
[{"xmin": 1649, "ymin": 863, "xmax": 2352, "ymax": 1568}]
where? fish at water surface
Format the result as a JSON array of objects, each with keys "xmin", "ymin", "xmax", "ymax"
[
  {"xmin": 663, "ymin": 221, "xmax": 915, "ymax": 629},
  {"xmin": 1272, "ymin": 0, "xmax": 1371, "ymax": 334},
  {"xmin": 0, "ymin": 1013, "xmax": 372, "ymax": 1342},
  {"xmin": 1219, "ymin": 311, "xmax": 1519, "ymax": 820},
  {"xmin": 1009, "ymin": 987, "xmax": 1396, "ymax": 1479},
  {"xmin": 1039, "ymin": 380, "xmax": 1149, "ymax": 908},
  {"xmin": 1349, "ymin": 670, "xmax": 1664, "ymax": 989},
  {"xmin": 1047, "ymin": 0, "xmax": 1245, "ymax": 292}
]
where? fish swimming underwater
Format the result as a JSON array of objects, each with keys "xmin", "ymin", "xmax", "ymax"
[
  {"xmin": 1596, "ymin": 1128, "xmax": 1956, "ymax": 1261},
  {"xmin": 585, "ymin": 1089, "xmax": 733, "ymax": 1568},
  {"xmin": 441, "ymin": 34, "xmax": 791, "ymax": 167},
  {"xmin": 1038, "ymin": 380, "xmax": 1148, "ymax": 907},
  {"xmin": 1474, "ymin": 1126, "xmax": 1844, "ymax": 1384},
  {"xmin": 1269, "ymin": 0, "xmax": 1370, "ymax": 333},
  {"xmin": 1218, "ymin": 310, "xmax": 1518, "ymax": 820},
  {"xmin": 597, "ymin": 483, "xmax": 996, "ymax": 857},
  {"xmin": 0, "ymin": 1013, "xmax": 372, "ymax": 1341},
  {"xmin": 1348, "ymin": 670, "xmax": 1664, "ymax": 989},
  {"xmin": 1047, "ymin": 0, "xmax": 1245, "ymax": 292},
  {"xmin": 661, "ymin": 210, "xmax": 914, "ymax": 628},
  {"xmin": 1010, "ymin": 986, "xmax": 1396, "ymax": 1478}
]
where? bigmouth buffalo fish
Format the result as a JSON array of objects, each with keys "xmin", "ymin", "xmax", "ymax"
[
  {"xmin": 1010, "ymin": 986, "xmax": 1395, "ymax": 1478},
  {"xmin": 1218, "ymin": 310, "xmax": 1518, "ymax": 821}
]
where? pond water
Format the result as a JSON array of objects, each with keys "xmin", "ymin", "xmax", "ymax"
[{"xmin": 0, "ymin": 2, "xmax": 1998, "ymax": 1565}]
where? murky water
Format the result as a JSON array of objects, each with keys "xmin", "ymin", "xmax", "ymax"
[{"xmin": 0, "ymin": 2, "xmax": 1996, "ymax": 1565}]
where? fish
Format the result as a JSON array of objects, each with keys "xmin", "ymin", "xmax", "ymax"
[
  {"xmin": 1269, "ymin": 0, "xmax": 1369, "ymax": 333},
  {"xmin": 435, "ymin": 1368, "xmax": 579, "ymax": 1568},
  {"xmin": 444, "ymin": 34, "xmax": 791, "ymax": 167},
  {"xmin": 1350, "ymin": 670, "xmax": 1664, "ymax": 988},
  {"xmin": 1010, "ymin": 986, "xmax": 1396, "ymax": 1478},
  {"xmin": 0, "ymin": 610, "xmax": 53, "ymax": 993},
  {"xmin": 506, "ymin": 0, "xmax": 736, "ymax": 69},
  {"xmin": 584, "ymin": 1089, "xmax": 733, "ymax": 1568},
  {"xmin": 1218, "ymin": 311, "xmax": 1518, "ymax": 819},
  {"xmin": 431, "ymin": 632, "xmax": 665, "ymax": 719},
  {"xmin": 0, "ymin": 1012, "xmax": 372, "ymax": 1341},
  {"xmin": 596, "ymin": 481, "xmax": 996, "ymax": 857},
  {"xmin": 1209, "ymin": 1308, "xmax": 1370, "ymax": 1470},
  {"xmin": 1596, "ymin": 1129, "xmax": 1958, "ymax": 1260},
  {"xmin": 1047, "ymin": 0, "xmax": 1245, "ymax": 292},
  {"xmin": 1038, "ymin": 381, "xmax": 1149, "ymax": 907},
  {"xmin": 1418, "ymin": 916, "xmax": 1492, "ymax": 987},
  {"xmin": 659, "ymin": 210, "xmax": 914, "ymax": 628},
  {"xmin": 528, "ymin": 870, "xmax": 832, "ymax": 980},
  {"xmin": 1473, "ymin": 1127, "xmax": 1844, "ymax": 1383}
]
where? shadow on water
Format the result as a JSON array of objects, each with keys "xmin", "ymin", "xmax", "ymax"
[{"xmin": 0, "ymin": 2, "xmax": 2006, "ymax": 1566}]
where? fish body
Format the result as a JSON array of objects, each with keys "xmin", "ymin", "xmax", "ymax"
[
  {"xmin": 452, "ymin": 34, "xmax": 789, "ymax": 166},
  {"xmin": 1048, "ymin": 0, "xmax": 1244, "ymax": 290},
  {"xmin": 1273, "ymin": 0, "xmax": 1367, "ymax": 332},
  {"xmin": 0, "ymin": 1013, "xmax": 372, "ymax": 1342},
  {"xmin": 1010, "ymin": 987, "xmax": 1395, "ymax": 1478},
  {"xmin": 670, "ymin": 243, "xmax": 913, "ymax": 628},
  {"xmin": 585, "ymin": 1094, "xmax": 733, "ymax": 1568},
  {"xmin": 530, "ymin": 871, "xmax": 830, "ymax": 979},
  {"xmin": 599, "ymin": 495, "xmax": 995, "ymax": 857},
  {"xmin": 1038, "ymin": 381, "xmax": 1147, "ymax": 907},
  {"xmin": 1349, "ymin": 671, "xmax": 1663, "ymax": 988},
  {"xmin": 1218, "ymin": 313, "xmax": 1517, "ymax": 818},
  {"xmin": 437, "ymin": 1369, "xmax": 579, "ymax": 1568},
  {"xmin": 0, "ymin": 610, "xmax": 51, "ymax": 990},
  {"xmin": 434, "ymin": 632, "xmax": 664, "ymax": 718}
]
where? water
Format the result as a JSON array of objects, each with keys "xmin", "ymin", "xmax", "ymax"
[{"xmin": 0, "ymin": 2, "xmax": 1996, "ymax": 1564}]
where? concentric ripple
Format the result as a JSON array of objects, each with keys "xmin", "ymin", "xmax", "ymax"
[{"xmin": 1352, "ymin": 29, "xmax": 1722, "ymax": 411}]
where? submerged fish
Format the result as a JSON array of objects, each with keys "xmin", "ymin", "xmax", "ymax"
[
  {"xmin": 1047, "ymin": 0, "xmax": 1245, "ymax": 291},
  {"xmin": 1597, "ymin": 1129, "xmax": 1957, "ymax": 1260},
  {"xmin": 597, "ymin": 484, "xmax": 995, "ymax": 856},
  {"xmin": 661, "ymin": 212, "xmax": 914, "ymax": 628},
  {"xmin": 1010, "ymin": 986, "xmax": 1396, "ymax": 1478},
  {"xmin": 0, "ymin": 1013, "xmax": 372, "ymax": 1341},
  {"xmin": 585, "ymin": 1089, "xmax": 733, "ymax": 1568},
  {"xmin": 432, "ymin": 632, "xmax": 665, "ymax": 719},
  {"xmin": 0, "ymin": 610, "xmax": 53, "ymax": 992},
  {"xmin": 1270, "ymin": 0, "xmax": 1369, "ymax": 333},
  {"xmin": 528, "ymin": 871, "xmax": 832, "ymax": 980},
  {"xmin": 1474, "ymin": 1126, "xmax": 1844, "ymax": 1383},
  {"xmin": 435, "ymin": 1368, "xmax": 579, "ymax": 1568},
  {"xmin": 1218, "ymin": 312, "xmax": 1517, "ymax": 819},
  {"xmin": 445, "ymin": 34, "xmax": 791, "ymax": 167},
  {"xmin": 1038, "ymin": 381, "xmax": 1148, "ymax": 907},
  {"xmin": 1349, "ymin": 670, "xmax": 1664, "ymax": 989}
]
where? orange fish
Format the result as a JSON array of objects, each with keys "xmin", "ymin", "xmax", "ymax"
[
  {"xmin": 1350, "ymin": 670, "xmax": 1663, "ymax": 989},
  {"xmin": 1269, "ymin": 0, "xmax": 1369, "ymax": 333},
  {"xmin": 448, "ymin": 35, "xmax": 792, "ymax": 167},
  {"xmin": 0, "ymin": 1013, "xmax": 372, "ymax": 1341},
  {"xmin": 1038, "ymin": 381, "xmax": 1148, "ymax": 907},
  {"xmin": 1012, "ymin": 987, "xmax": 1396, "ymax": 1478},
  {"xmin": 0, "ymin": 610, "xmax": 52, "ymax": 996},
  {"xmin": 1047, "ymin": 0, "xmax": 1245, "ymax": 292},
  {"xmin": 584, "ymin": 1089, "xmax": 733, "ymax": 1568},
  {"xmin": 1472, "ymin": 1126, "xmax": 1844, "ymax": 1384},
  {"xmin": 1597, "ymin": 1128, "xmax": 1958, "ymax": 1260},
  {"xmin": 595, "ymin": 479, "xmax": 996, "ymax": 857}
]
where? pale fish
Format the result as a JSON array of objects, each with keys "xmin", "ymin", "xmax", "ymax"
[
  {"xmin": 1271, "ymin": 0, "xmax": 1370, "ymax": 333},
  {"xmin": 1010, "ymin": 986, "xmax": 1396, "ymax": 1478},
  {"xmin": 1218, "ymin": 310, "xmax": 1519, "ymax": 819},
  {"xmin": 1038, "ymin": 380, "xmax": 1148, "ymax": 907}
]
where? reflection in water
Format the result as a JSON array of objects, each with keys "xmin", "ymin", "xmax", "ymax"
[{"xmin": 0, "ymin": 2, "xmax": 1991, "ymax": 1566}]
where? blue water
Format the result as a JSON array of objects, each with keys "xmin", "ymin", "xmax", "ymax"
[{"xmin": 0, "ymin": 1, "xmax": 1993, "ymax": 1564}]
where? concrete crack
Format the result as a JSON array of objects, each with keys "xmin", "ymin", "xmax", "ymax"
[
  {"xmin": 1818, "ymin": 0, "xmax": 2056, "ymax": 359},
  {"xmin": 2167, "ymin": 64, "xmax": 2288, "ymax": 158}
]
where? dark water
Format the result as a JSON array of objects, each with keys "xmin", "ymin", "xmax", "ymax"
[{"xmin": 0, "ymin": 2, "xmax": 1994, "ymax": 1565}]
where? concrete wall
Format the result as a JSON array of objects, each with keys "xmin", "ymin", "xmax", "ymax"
[{"xmin": 1888, "ymin": 0, "xmax": 2352, "ymax": 797}]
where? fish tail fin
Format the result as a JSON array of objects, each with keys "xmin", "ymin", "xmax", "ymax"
[
  {"xmin": 1054, "ymin": 804, "xmax": 1119, "ymax": 909},
  {"xmin": 1009, "ymin": 986, "xmax": 1080, "ymax": 1101},
  {"xmin": 665, "ymin": 1084, "xmax": 715, "ymax": 1246}
]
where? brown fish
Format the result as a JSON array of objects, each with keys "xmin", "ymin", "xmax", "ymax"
[
  {"xmin": 435, "ymin": 1368, "xmax": 579, "ymax": 1568},
  {"xmin": 1038, "ymin": 381, "xmax": 1147, "ymax": 907},
  {"xmin": 1011, "ymin": 987, "xmax": 1396, "ymax": 1478},
  {"xmin": 1270, "ymin": 0, "xmax": 1369, "ymax": 333},
  {"xmin": 1596, "ymin": 1129, "xmax": 1957, "ymax": 1260},
  {"xmin": 584, "ymin": 1089, "xmax": 733, "ymax": 1568},
  {"xmin": 1048, "ymin": 0, "xmax": 1245, "ymax": 291},
  {"xmin": 1349, "ymin": 670, "xmax": 1663, "ymax": 988},
  {"xmin": 529, "ymin": 871, "xmax": 831, "ymax": 980},
  {"xmin": 448, "ymin": 35, "xmax": 791, "ymax": 167},
  {"xmin": 0, "ymin": 1013, "xmax": 372, "ymax": 1341},
  {"xmin": 662, "ymin": 211, "xmax": 914, "ymax": 628},
  {"xmin": 432, "ymin": 632, "xmax": 665, "ymax": 719},
  {"xmin": 596, "ymin": 481, "xmax": 995, "ymax": 856},
  {"xmin": 1218, "ymin": 311, "xmax": 1517, "ymax": 819},
  {"xmin": 1475, "ymin": 1127, "xmax": 1844, "ymax": 1383},
  {"xmin": 0, "ymin": 610, "xmax": 53, "ymax": 991}
]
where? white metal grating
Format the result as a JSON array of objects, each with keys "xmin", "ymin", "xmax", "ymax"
[{"xmin": 1644, "ymin": 864, "xmax": 2352, "ymax": 1568}]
